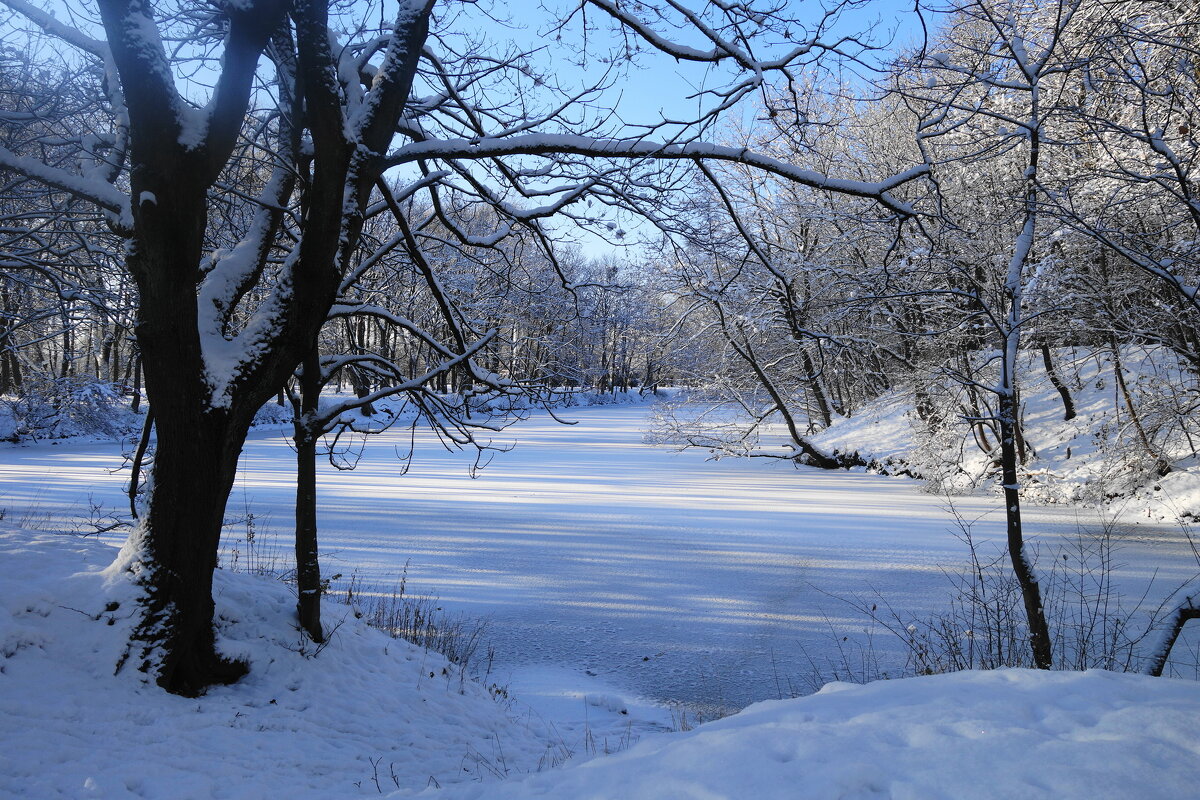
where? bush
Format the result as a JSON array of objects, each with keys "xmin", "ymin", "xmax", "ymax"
[
  {"xmin": 859, "ymin": 516, "xmax": 1172, "ymax": 678},
  {"xmin": 0, "ymin": 376, "xmax": 139, "ymax": 442}
]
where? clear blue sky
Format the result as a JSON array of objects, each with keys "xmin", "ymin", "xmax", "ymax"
[
  {"xmin": 485, "ymin": 0, "xmax": 934, "ymax": 140},
  {"xmin": 462, "ymin": 0, "xmax": 935, "ymax": 259}
]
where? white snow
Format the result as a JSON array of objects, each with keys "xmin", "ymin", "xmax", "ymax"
[
  {"xmin": 0, "ymin": 145, "xmax": 130, "ymax": 219},
  {"xmin": 811, "ymin": 347, "xmax": 1200, "ymax": 519},
  {"xmin": 0, "ymin": 529, "xmax": 550, "ymax": 799},
  {"xmin": 432, "ymin": 669, "xmax": 1200, "ymax": 800},
  {"xmin": 1, "ymin": 403, "xmax": 1197, "ymax": 709}
]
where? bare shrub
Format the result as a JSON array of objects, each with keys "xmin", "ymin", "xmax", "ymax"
[
  {"xmin": 817, "ymin": 507, "xmax": 1186, "ymax": 683},
  {"xmin": 340, "ymin": 566, "xmax": 490, "ymax": 680},
  {"xmin": 219, "ymin": 511, "xmax": 290, "ymax": 579},
  {"xmin": 0, "ymin": 376, "xmax": 138, "ymax": 442}
]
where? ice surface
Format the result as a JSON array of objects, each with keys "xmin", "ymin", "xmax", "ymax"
[{"xmin": 0, "ymin": 404, "xmax": 1193, "ymax": 715}]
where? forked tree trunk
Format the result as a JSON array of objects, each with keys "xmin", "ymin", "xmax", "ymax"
[
  {"xmin": 2, "ymin": 0, "xmax": 433, "ymax": 697},
  {"xmin": 114, "ymin": 119, "xmax": 252, "ymax": 692},
  {"xmin": 119, "ymin": 183, "xmax": 271, "ymax": 694}
]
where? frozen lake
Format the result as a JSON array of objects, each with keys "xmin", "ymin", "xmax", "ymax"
[{"xmin": 0, "ymin": 402, "xmax": 1194, "ymax": 715}]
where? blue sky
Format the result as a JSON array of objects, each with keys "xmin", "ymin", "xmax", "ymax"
[
  {"xmin": 485, "ymin": 0, "xmax": 935, "ymax": 140},
  {"xmin": 461, "ymin": 0, "xmax": 935, "ymax": 258}
]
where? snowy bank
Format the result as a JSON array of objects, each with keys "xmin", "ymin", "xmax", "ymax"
[
  {"xmin": 0, "ymin": 529, "xmax": 549, "ymax": 798},
  {"xmin": 810, "ymin": 347, "xmax": 1200, "ymax": 520},
  {"xmin": 432, "ymin": 669, "xmax": 1200, "ymax": 800}
]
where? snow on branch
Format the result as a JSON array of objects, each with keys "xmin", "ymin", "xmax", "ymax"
[
  {"xmin": 1, "ymin": 0, "xmax": 110, "ymax": 57},
  {"xmin": 327, "ymin": 302, "xmax": 459, "ymax": 360},
  {"xmin": 1145, "ymin": 594, "xmax": 1200, "ymax": 677},
  {"xmin": 583, "ymin": 0, "xmax": 828, "ymax": 70},
  {"xmin": 201, "ymin": 246, "xmax": 298, "ymax": 409},
  {"xmin": 386, "ymin": 135, "xmax": 927, "ymax": 214},
  {"xmin": 0, "ymin": 146, "xmax": 130, "ymax": 229},
  {"xmin": 311, "ymin": 330, "xmax": 497, "ymax": 429},
  {"xmin": 198, "ymin": 169, "xmax": 295, "ymax": 337}
]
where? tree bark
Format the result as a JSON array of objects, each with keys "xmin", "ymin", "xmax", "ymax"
[
  {"xmin": 998, "ymin": 388, "xmax": 1053, "ymax": 669},
  {"xmin": 294, "ymin": 347, "xmax": 324, "ymax": 642},
  {"xmin": 1039, "ymin": 343, "xmax": 1076, "ymax": 421},
  {"xmin": 96, "ymin": 0, "xmax": 298, "ymax": 694},
  {"xmin": 1145, "ymin": 595, "xmax": 1199, "ymax": 677},
  {"xmin": 799, "ymin": 346, "xmax": 833, "ymax": 429},
  {"xmin": 126, "ymin": 406, "xmax": 251, "ymax": 695}
]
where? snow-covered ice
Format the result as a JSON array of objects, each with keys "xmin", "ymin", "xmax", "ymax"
[
  {"xmin": 0, "ymin": 404, "xmax": 1195, "ymax": 714},
  {"xmin": 2, "ymin": 530, "xmax": 1198, "ymax": 799}
]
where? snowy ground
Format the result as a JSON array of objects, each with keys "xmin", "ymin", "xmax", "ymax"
[
  {"xmin": 2, "ymin": 403, "xmax": 1200, "ymax": 797},
  {"xmin": 0, "ymin": 404, "xmax": 1196, "ymax": 715},
  {"xmin": 0, "ymin": 530, "xmax": 551, "ymax": 798},
  {"xmin": 433, "ymin": 668, "xmax": 1200, "ymax": 800}
]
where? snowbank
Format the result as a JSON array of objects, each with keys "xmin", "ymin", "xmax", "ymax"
[
  {"xmin": 812, "ymin": 347, "xmax": 1200, "ymax": 520},
  {"xmin": 433, "ymin": 669, "xmax": 1200, "ymax": 800},
  {"xmin": 0, "ymin": 528, "xmax": 548, "ymax": 798}
]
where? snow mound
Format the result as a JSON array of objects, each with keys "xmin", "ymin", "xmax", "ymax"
[
  {"xmin": 433, "ymin": 669, "xmax": 1200, "ymax": 800},
  {"xmin": 0, "ymin": 528, "xmax": 548, "ymax": 799}
]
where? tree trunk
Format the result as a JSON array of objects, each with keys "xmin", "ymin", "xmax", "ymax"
[
  {"xmin": 130, "ymin": 355, "xmax": 142, "ymax": 414},
  {"xmin": 1039, "ymin": 343, "xmax": 1076, "ymax": 421},
  {"xmin": 998, "ymin": 388, "xmax": 1053, "ymax": 669},
  {"xmin": 799, "ymin": 347, "xmax": 833, "ymax": 428},
  {"xmin": 1145, "ymin": 595, "xmax": 1199, "ymax": 677},
  {"xmin": 118, "ymin": 153, "xmax": 254, "ymax": 695},
  {"xmin": 1110, "ymin": 339, "xmax": 1170, "ymax": 476},
  {"xmin": 125, "ymin": 407, "xmax": 250, "ymax": 695},
  {"xmin": 294, "ymin": 347, "xmax": 324, "ymax": 643}
]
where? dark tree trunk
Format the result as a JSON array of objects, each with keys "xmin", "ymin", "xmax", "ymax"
[
  {"xmin": 344, "ymin": 318, "xmax": 375, "ymax": 415},
  {"xmin": 1039, "ymin": 343, "xmax": 1076, "ymax": 421},
  {"xmin": 130, "ymin": 355, "xmax": 142, "ymax": 413},
  {"xmin": 118, "ymin": 169, "xmax": 265, "ymax": 694},
  {"xmin": 127, "ymin": 407, "xmax": 250, "ymax": 695},
  {"xmin": 293, "ymin": 347, "xmax": 324, "ymax": 642},
  {"xmin": 1145, "ymin": 596, "xmax": 1199, "ymax": 677},
  {"xmin": 799, "ymin": 347, "xmax": 833, "ymax": 429},
  {"xmin": 73, "ymin": 0, "xmax": 427, "ymax": 695},
  {"xmin": 997, "ymin": 389, "xmax": 1053, "ymax": 669}
]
